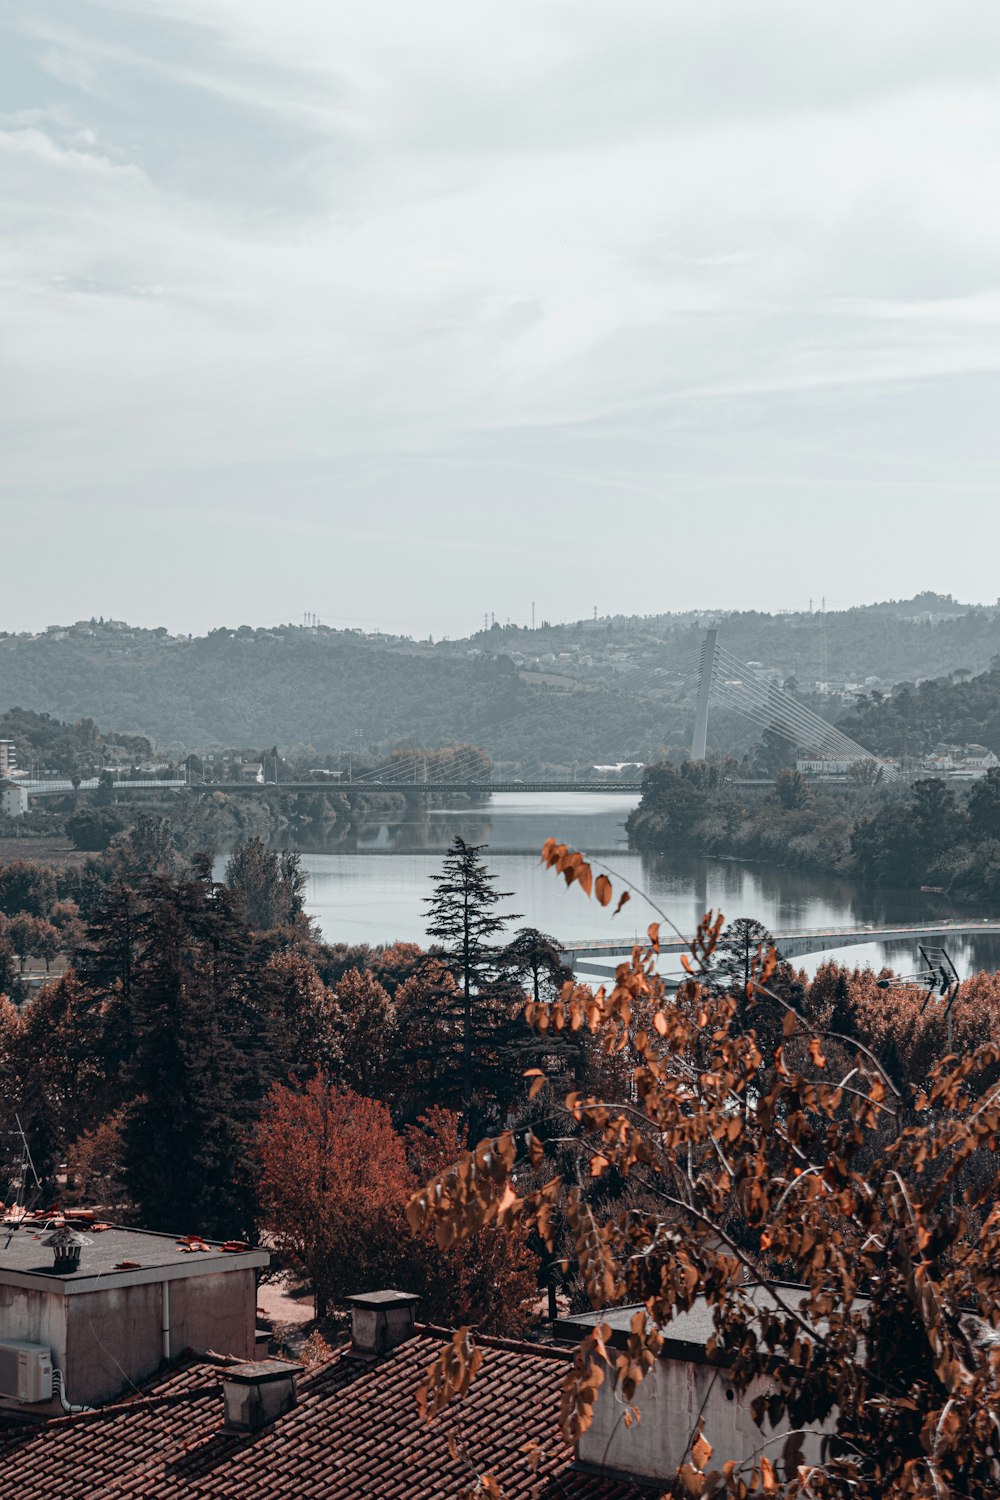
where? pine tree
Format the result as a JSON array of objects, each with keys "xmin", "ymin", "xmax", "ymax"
[
  {"xmin": 119, "ymin": 866, "xmax": 277, "ymax": 1238},
  {"xmin": 423, "ymin": 838, "xmax": 518, "ymax": 1112}
]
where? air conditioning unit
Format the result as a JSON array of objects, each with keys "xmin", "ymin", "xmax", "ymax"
[{"xmin": 0, "ymin": 1341, "xmax": 54, "ymax": 1403}]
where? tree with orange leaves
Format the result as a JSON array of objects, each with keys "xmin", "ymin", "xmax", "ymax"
[
  {"xmin": 256, "ymin": 1077, "xmax": 411, "ymax": 1318},
  {"xmin": 405, "ymin": 1107, "xmax": 539, "ymax": 1337},
  {"xmin": 409, "ymin": 839, "xmax": 1000, "ymax": 1499}
]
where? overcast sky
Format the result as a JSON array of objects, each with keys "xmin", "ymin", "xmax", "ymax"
[{"xmin": 3, "ymin": 2, "xmax": 999, "ymax": 636}]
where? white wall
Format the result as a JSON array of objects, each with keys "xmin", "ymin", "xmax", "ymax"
[{"xmin": 578, "ymin": 1356, "xmax": 826, "ymax": 1484}]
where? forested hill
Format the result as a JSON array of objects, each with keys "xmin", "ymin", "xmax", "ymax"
[
  {"xmin": 0, "ymin": 623, "xmax": 689, "ymax": 766},
  {"xmin": 1, "ymin": 595, "xmax": 997, "ymax": 763},
  {"xmin": 840, "ymin": 664, "xmax": 1000, "ymax": 758}
]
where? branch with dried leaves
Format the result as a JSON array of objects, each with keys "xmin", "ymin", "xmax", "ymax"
[{"xmin": 409, "ymin": 843, "xmax": 1000, "ymax": 1499}]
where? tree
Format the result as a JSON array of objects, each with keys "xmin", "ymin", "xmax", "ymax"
[
  {"xmin": 104, "ymin": 814, "xmax": 179, "ymax": 881},
  {"xmin": 66, "ymin": 807, "xmax": 127, "ymax": 851},
  {"xmin": 255, "ymin": 1077, "xmax": 411, "ymax": 1318},
  {"xmin": 118, "ymin": 864, "xmax": 284, "ymax": 1239},
  {"xmin": 752, "ymin": 726, "xmax": 795, "ymax": 777},
  {"xmin": 405, "ymin": 1107, "xmax": 539, "ymax": 1336},
  {"xmin": 968, "ymin": 766, "xmax": 1000, "ymax": 840},
  {"xmin": 847, "ymin": 757, "xmax": 884, "ymax": 788},
  {"xmin": 502, "ymin": 927, "xmax": 571, "ymax": 1006},
  {"xmin": 410, "ymin": 843, "xmax": 1000, "ymax": 1497},
  {"xmin": 773, "ymin": 767, "xmax": 810, "ymax": 810},
  {"xmin": 335, "ymin": 967, "xmax": 397, "ymax": 1098},
  {"xmin": 0, "ymin": 861, "xmax": 57, "ymax": 918},
  {"xmin": 66, "ymin": 1113, "xmax": 131, "ymax": 1216},
  {"xmin": 224, "ymin": 837, "xmax": 306, "ymax": 931},
  {"xmin": 393, "ymin": 958, "xmax": 465, "ymax": 1115},
  {"xmin": 424, "ymin": 838, "xmax": 518, "ymax": 1111},
  {"xmin": 0, "ymin": 916, "xmax": 19, "ymax": 997},
  {"xmin": 714, "ymin": 915, "xmax": 777, "ymax": 997},
  {"xmin": 7, "ymin": 914, "xmax": 60, "ymax": 973},
  {"xmin": 263, "ymin": 950, "xmax": 343, "ymax": 1080}
]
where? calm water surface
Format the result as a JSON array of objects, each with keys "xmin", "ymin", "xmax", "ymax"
[{"xmin": 289, "ymin": 793, "xmax": 1000, "ymax": 981}]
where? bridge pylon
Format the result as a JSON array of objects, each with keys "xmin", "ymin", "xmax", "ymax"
[{"xmin": 691, "ymin": 627, "xmax": 718, "ymax": 761}]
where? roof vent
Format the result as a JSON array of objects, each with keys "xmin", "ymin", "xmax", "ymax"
[
  {"xmin": 222, "ymin": 1360, "xmax": 304, "ymax": 1434},
  {"xmin": 42, "ymin": 1226, "xmax": 90, "ymax": 1274},
  {"xmin": 346, "ymin": 1290, "xmax": 420, "ymax": 1356}
]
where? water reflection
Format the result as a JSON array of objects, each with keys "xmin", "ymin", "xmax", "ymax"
[{"xmin": 283, "ymin": 792, "xmax": 1000, "ymax": 981}]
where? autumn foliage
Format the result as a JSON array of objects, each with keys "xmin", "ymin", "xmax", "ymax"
[
  {"xmin": 255, "ymin": 1079, "xmax": 539, "ymax": 1331},
  {"xmin": 409, "ymin": 839, "xmax": 1000, "ymax": 1499}
]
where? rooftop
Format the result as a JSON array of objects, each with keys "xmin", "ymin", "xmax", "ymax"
[
  {"xmin": 0, "ymin": 1219, "xmax": 266, "ymax": 1290},
  {"xmin": 0, "ymin": 1329, "xmax": 649, "ymax": 1498},
  {"xmin": 558, "ymin": 1282, "xmax": 869, "ymax": 1357}
]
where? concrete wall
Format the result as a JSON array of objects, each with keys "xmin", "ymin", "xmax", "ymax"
[
  {"xmin": 578, "ymin": 1357, "xmax": 825, "ymax": 1484},
  {"xmin": 62, "ymin": 1269, "xmax": 256, "ymax": 1407},
  {"xmin": 168, "ymin": 1269, "xmax": 257, "ymax": 1364},
  {"xmin": 0, "ymin": 1283, "xmax": 66, "ymax": 1411},
  {"xmin": 65, "ymin": 1282, "xmax": 163, "ymax": 1406}
]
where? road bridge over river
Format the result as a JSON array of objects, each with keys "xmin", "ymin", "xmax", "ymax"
[
  {"xmin": 197, "ymin": 781, "xmax": 642, "ymax": 795},
  {"xmin": 562, "ymin": 920, "xmax": 1000, "ymax": 970},
  {"xmin": 9, "ymin": 779, "xmax": 641, "ymax": 798}
]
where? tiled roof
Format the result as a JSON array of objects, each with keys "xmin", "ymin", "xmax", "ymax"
[{"xmin": 0, "ymin": 1328, "xmax": 650, "ymax": 1498}]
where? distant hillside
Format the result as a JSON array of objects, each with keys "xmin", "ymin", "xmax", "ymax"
[
  {"xmin": 0, "ymin": 622, "xmax": 694, "ymax": 768},
  {"xmin": 840, "ymin": 665, "xmax": 1000, "ymax": 758},
  {"xmin": 1, "ymin": 597, "xmax": 997, "ymax": 765}
]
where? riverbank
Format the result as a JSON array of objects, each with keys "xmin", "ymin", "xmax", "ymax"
[
  {"xmin": 0, "ymin": 835, "xmax": 88, "ymax": 871},
  {"xmin": 627, "ymin": 763, "xmax": 1000, "ymax": 904}
]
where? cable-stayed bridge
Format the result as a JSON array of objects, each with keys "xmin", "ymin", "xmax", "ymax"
[
  {"xmin": 3, "ymin": 629, "xmax": 884, "ymax": 814},
  {"xmin": 692, "ymin": 626, "xmax": 886, "ymax": 770}
]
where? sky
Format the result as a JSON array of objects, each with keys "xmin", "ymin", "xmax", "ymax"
[{"xmin": 2, "ymin": 1, "xmax": 1000, "ymax": 637}]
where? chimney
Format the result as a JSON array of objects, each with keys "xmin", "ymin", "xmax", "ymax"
[
  {"xmin": 346, "ymin": 1290, "xmax": 420, "ymax": 1357},
  {"xmin": 221, "ymin": 1360, "xmax": 304, "ymax": 1434}
]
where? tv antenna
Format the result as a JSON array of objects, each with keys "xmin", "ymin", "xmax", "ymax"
[
  {"xmin": 878, "ymin": 944, "xmax": 961, "ymax": 1049},
  {"xmin": 3, "ymin": 1114, "xmax": 43, "ymax": 1245}
]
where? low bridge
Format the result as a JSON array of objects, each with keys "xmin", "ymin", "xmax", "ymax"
[
  {"xmin": 15, "ymin": 779, "xmax": 188, "ymax": 795},
  {"xmin": 562, "ymin": 920, "xmax": 1000, "ymax": 970},
  {"xmin": 195, "ymin": 781, "xmax": 642, "ymax": 795}
]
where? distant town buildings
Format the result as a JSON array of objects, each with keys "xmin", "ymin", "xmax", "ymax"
[
  {"xmin": 795, "ymin": 744, "xmax": 999, "ymax": 781},
  {"xmin": 0, "ymin": 740, "xmax": 16, "ymax": 778}
]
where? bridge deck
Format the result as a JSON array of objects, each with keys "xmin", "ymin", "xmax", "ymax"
[
  {"xmin": 16, "ymin": 779, "xmax": 642, "ymax": 798},
  {"xmin": 562, "ymin": 920, "xmax": 1000, "ymax": 963}
]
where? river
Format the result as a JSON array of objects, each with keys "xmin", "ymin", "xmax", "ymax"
[{"xmin": 288, "ymin": 792, "xmax": 1000, "ymax": 981}]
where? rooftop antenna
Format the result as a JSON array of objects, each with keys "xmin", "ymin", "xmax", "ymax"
[
  {"xmin": 3, "ymin": 1114, "xmax": 43, "ymax": 1246},
  {"xmin": 878, "ymin": 944, "xmax": 961, "ymax": 1052}
]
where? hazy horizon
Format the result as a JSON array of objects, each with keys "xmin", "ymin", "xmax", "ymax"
[
  {"xmin": 4, "ymin": 2, "xmax": 1000, "ymax": 635},
  {"xmin": 4, "ymin": 586, "xmax": 997, "ymax": 644}
]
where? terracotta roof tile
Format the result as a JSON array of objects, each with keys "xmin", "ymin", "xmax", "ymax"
[{"xmin": 0, "ymin": 1329, "xmax": 649, "ymax": 1498}]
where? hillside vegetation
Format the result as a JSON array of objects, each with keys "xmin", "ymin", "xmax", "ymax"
[{"xmin": 1, "ymin": 593, "xmax": 998, "ymax": 765}]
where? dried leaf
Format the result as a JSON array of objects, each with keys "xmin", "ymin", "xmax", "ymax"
[
  {"xmin": 691, "ymin": 1430, "xmax": 713, "ymax": 1470},
  {"xmin": 595, "ymin": 874, "xmax": 612, "ymax": 907}
]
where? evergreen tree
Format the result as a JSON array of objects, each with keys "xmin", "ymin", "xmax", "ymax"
[
  {"xmin": 423, "ymin": 838, "xmax": 518, "ymax": 1112},
  {"xmin": 119, "ymin": 864, "xmax": 278, "ymax": 1238},
  {"xmin": 715, "ymin": 916, "xmax": 777, "ymax": 996}
]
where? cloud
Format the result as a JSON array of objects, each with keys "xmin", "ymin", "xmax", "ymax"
[{"xmin": 2, "ymin": 0, "xmax": 1000, "ymax": 631}]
